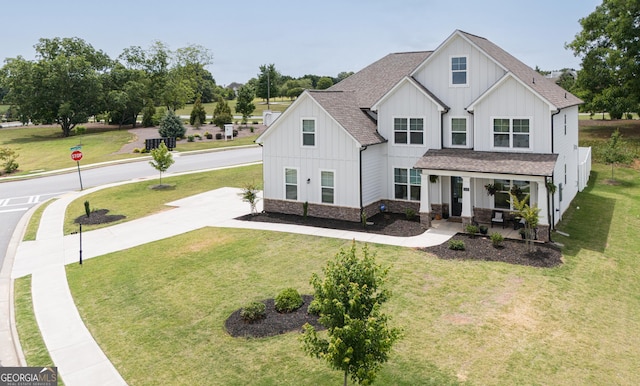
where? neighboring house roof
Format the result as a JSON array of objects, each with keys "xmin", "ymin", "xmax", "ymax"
[
  {"xmin": 307, "ymin": 90, "xmax": 385, "ymax": 146},
  {"xmin": 329, "ymin": 51, "xmax": 432, "ymax": 108},
  {"xmin": 414, "ymin": 149, "xmax": 558, "ymax": 177},
  {"xmin": 458, "ymin": 30, "xmax": 582, "ymax": 110}
]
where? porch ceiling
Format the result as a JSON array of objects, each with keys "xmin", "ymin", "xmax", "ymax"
[{"xmin": 414, "ymin": 149, "xmax": 558, "ymax": 177}]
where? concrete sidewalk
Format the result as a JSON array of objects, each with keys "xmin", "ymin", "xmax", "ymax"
[{"xmin": 5, "ymin": 185, "xmax": 458, "ymax": 385}]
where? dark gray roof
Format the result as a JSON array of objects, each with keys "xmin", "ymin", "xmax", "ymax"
[
  {"xmin": 460, "ymin": 31, "xmax": 582, "ymax": 109},
  {"xmin": 414, "ymin": 149, "xmax": 558, "ymax": 177},
  {"xmin": 329, "ymin": 51, "xmax": 432, "ymax": 108},
  {"xmin": 307, "ymin": 90, "xmax": 385, "ymax": 146}
]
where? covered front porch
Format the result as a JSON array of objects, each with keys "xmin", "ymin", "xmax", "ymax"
[{"xmin": 414, "ymin": 149, "xmax": 559, "ymax": 242}]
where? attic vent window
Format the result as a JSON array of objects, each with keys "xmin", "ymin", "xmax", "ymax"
[{"xmin": 451, "ymin": 56, "xmax": 468, "ymax": 86}]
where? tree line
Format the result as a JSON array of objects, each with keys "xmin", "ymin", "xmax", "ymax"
[{"xmin": 0, "ymin": 37, "xmax": 350, "ymax": 137}]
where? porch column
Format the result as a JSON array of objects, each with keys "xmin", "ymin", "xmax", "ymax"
[
  {"xmin": 420, "ymin": 170, "xmax": 432, "ymax": 227},
  {"xmin": 461, "ymin": 176, "xmax": 472, "ymax": 226},
  {"xmin": 537, "ymin": 180, "xmax": 548, "ymax": 225}
]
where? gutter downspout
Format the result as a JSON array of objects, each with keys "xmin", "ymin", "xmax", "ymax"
[
  {"xmin": 550, "ymin": 109, "xmax": 561, "ymax": 240},
  {"xmin": 359, "ymin": 145, "xmax": 368, "ymax": 220}
]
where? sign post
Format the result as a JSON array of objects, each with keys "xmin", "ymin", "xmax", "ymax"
[{"xmin": 70, "ymin": 146, "xmax": 84, "ymax": 190}]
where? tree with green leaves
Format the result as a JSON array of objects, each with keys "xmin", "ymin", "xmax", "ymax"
[
  {"xmin": 601, "ymin": 129, "xmax": 632, "ymax": 180},
  {"xmin": 509, "ymin": 193, "xmax": 540, "ymax": 252},
  {"xmin": 1, "ymin": 37, "xmax": 111, "ymax": 137},
  {"xmin": 158, "ymin": 109, "xmax": 186, "ymax": 138},
  {"xmin": 149, "ymin": 142, "xmax": 174, "ymax": 185},
  {"xmin": 190, "ymin": 95, "xmax": 207, "ymax": 127},
  {"xmin": 316, "ymin": 76, "xmax": 334, "ymax": 90},
  {"xmin": 235, "ymin": 85, "xmax": 255, "ymax": 125},
  {"xmin": 212, "ymin": 96, "xmax": 232, "ymax": 129},
  {"xmin": 301, "ymin": 242, "xmax": 401, "ymax": 386},
  {"xmin": 0, "ymin": 147, "xmax": 19, "ymax": 174},
  {"xmin": 256, "ymin": 64, "xmax": 281, "ymax": 108},
  {"xmin": 568, "ymin": 0, "xmax": 640, "ymax": 117}
]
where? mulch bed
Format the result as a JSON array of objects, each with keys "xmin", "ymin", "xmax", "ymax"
[
  {"xmin": 237, "ymin": 211, "xmax": 425, "ymax": 237},
  {"xmin": 73, "ymin": 209, "xmax": 126, "ymax": 225},
  {"xmin": 422, "ymin": 233, "xmax": 563, "ymax": 268},
  {"xmin": 225, "ymin": 295, "xmax": 325, "ymax": 338}
]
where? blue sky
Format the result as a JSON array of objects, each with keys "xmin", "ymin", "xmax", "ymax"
[{"xmin": 2, "ymin": 0, "xmax": 602, "ymax": 86}]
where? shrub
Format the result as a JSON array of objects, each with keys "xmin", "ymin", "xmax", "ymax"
[
  {"xmin": 404, "ymin": 208, "xmax": 416, "ymax": 220},
  {"xmin": 215, "ymin": 133, "xmax": 222, "ymax": 140},
  {"xmin": 133, "ymin": 148, "xmax": 141, "ymax": 153},
  {"xmin": 187, "ymin": 135, "xmax": 195, "ymax": 142},
  {"xmin": 465, "ymin": 224, "xmax": 478, "ymax": 235},
  {"xmin": 448, "ymin": 239, "xmax": 465, "ymax": 251},
  {"xmin": 252, "ymin": 120, "xmax": 259, "ymax": 124},
  {"xmin": 158, "ymin": 109, "xmax": 186, "ymax": 138},
  {"xmin": 490, "ymin": 232, "xmax": 504, "ymax": 247},
  {"xmin": 479, "ymin": 225, "xmax": 488, "ymax": 235},
  {"xmin": 74, "ymin": 125, "xmax": 86, "ymax": 135},
  {"xmin": 240, "ymin": 301, "xmax": 266, "ymax": 322},
  {"xmin": 307, "ymin": 299, "xmax": 321, "ymax": 316},
  {"xmin": 275, "ymin": 288, "xmax": 303, "ymax": 313}
]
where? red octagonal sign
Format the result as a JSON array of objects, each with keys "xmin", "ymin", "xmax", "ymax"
[{"xmin": 71, "ymin": 150, "xmax": 83, "ymax": 161}]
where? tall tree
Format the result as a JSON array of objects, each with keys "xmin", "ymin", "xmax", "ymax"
[
  {"xmin": 316, "ymin": 76, "xmax": 333, "ymax": 90},
  {"xmin": 1, "ymin": 37, "xmax": 111, "ymax": 137},
  {"xmin": 190, "ymin": 95, "xmax": 207, "ymax": 127},
  {"xmin": 568, "ymin": 0, "xmax": 640, "ymax": 117},
  {"xmin": 256, "ymin": 64, "xmax": 280, "ymax": 108},
  {"xmin": 212, "ymin": 96, "xmax": 232, "ymax": 128},
  {"xmin": 302, "ymin": 242, "xmax": 401, "ymax": 386},
  {"xmin": 235, "ymin": 84, "xmax": 255, "ymax": 124}
]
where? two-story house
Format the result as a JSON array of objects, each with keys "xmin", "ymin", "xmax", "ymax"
[{"xmin": 255, "ymin": 30, "xmax": 591, "ymax": 242}]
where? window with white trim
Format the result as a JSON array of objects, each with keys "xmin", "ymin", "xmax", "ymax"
[
  {"xmin": 302, "ymin": 119, "xmax": 315, "ymax": 146},
  {"xmin": 394, "ymin": 168, "xmax": 421, "ymax": 201},
  {"xmin": 493, "ymin": 179, "xmax": 530, "ymax": 210},
  {"xmin": 321, "ymin": 171, "xmax": 334, "ymax": 204},
  {"xmin": 451, "ymin": 117, "xmax": 467, "ymax": 146},
  {"xmin": 451, "ymin": 56, "xmax": 467, "ymax": 85},
  {"xmin": 285, "ymin": 168, "xmax": 297, "ymax": 200},
  {"xmin": 394, "ymin": 117, "xmax": 423, "ymax": 145},
  {"xmin": 493, "ymin": 118, "xmax": 530, "ymax": 149}
]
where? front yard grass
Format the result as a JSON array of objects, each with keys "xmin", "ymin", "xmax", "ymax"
[{"xmin": 56, "ymin": 162, "xmax": 640, "ymax": 385}]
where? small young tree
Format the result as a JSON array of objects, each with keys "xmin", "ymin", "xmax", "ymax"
[
  {"xmin": 0, "ymin": 147, "xmax": 19, "ymax": 174},
  {"xmin": 239, "ymin": 182, "xmax": 260, "ymax": 215},
  {"xmin": 158, "ymin": 109, "xmax": 186, "ymax": 138},
  {"xmin": 212, "ymin": 96, "xmax": 233, "ymax": 129},
  {"xmin": 509, "ymin": 193, "xmax": 540, "ymax": 252},
  {"xmin": 301, "ymin": 242, "xmax": 401, "ymax": 386},
  {"xmin": 601, "ymin": 129, "xmax": 632, "ymax": 180},
  {"xmin": 235, "ymin": 85, "xmax": 255, "ymax": 125},
  {"xmin": 149, "ymin": 142, "xmax": 174, "ymax": 185},
  {"xmin": 190, "ymin": 95, "xmax": 207, "ymax": 127}
]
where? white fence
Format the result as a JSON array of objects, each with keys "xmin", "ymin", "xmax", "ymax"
[{"xmin": 578, "ymin": 147, "xmax": 592, "ymax": 191}]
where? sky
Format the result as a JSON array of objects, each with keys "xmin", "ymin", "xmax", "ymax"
[{"xmin": 1, "ymin": 0, "xmax": 603, "ymax": 87}]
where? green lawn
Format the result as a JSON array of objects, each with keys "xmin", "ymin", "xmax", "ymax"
[
  {"xmin": 173, "ymin": 97, "xmax": 292, "ymax": 119},
  {"xmin": 54, "ymin": 161, "xmax": 640, "ymax": 385}
]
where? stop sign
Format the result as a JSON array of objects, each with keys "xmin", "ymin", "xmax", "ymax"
[{"xmin": 71, "ymin": 150, "xmax": 83, "ymax": 161}]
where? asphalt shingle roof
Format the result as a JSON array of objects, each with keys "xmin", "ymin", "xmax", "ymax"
[{"xmin": 414, "ymin": 149, "xmax": 558, "ymax": 177}]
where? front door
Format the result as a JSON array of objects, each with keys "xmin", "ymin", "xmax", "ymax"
[{"xmin": 451, "ymin": 176, "xmax": 463, "ymax": 217}]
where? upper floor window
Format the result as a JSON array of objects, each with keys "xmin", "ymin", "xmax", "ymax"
[
  {"xmin": 321, "ymin": 170, "xmax": 334, "ymax": 204},
  {"xmin": 302, "ymin": 119, "xmax": 315, "ymax": 146},
  {"xmin": 451, "ymin": 56, "xmax": 467, "ymax": 86},
  {"xmin": 394, "ymin": 117, "xmax": 424, "ymax": 145},
  {"xmin": 394, "ymin": 168, "xmax": 421, "ymax": 201},
  {"xmin": 285, "ymin": 168, "xmax": 298, "ymax": 200},
  {"xmin": 493, "ymin": 118, "xmax": 530, "ymax": 149},
  {"xmin": 451, "ymin": 117, "xmax": 467, "ymax": 146}
]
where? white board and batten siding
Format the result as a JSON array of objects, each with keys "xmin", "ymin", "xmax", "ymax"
[
  {"xmin": 550, "ymin": 105, "xmax": 580, "ymax": 223},
  {"xmin": 471, "ymin": 76, "xmax": 553, "ymax": 152},
  {"xmin": 261, "ymin": 94, "xmax": 362, "ymax": 208},
  {"xmin": 361, "ymin": 144, "xmax": 386, "ymax": 206}
]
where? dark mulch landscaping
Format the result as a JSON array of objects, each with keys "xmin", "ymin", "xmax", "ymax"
[
  {"xmin": 74, "ymin": 209, "xmax": 126, "ymax": 225},
  {"xmin": 225, "ymin": 295, "xmax": 325, "ymax": 338},
  {"xmin": 237, "ymin": 211, "xmax": 425, "ymax": 237},
  {"xmin": 422, "ymin": 233, "xmax": 563, "ymax": 268}
]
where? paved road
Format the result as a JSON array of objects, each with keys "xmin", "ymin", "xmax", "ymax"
[{"xmin": 0, "ymin": 146, "xmax": 262, "ymax": 268}]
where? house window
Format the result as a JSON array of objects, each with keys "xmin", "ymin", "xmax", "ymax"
[
  {"xmin": 451, "ymin": 56, "xmax": 467, "ymax": 85},
  {"xmin": 302, "ymin": 119, "xmax": 315, "ymax": 146},
  {"xmin": 321, "ymin": 171, "xmax": 334, "ymax": 204},
  {"xmin": 451, "ymin": 118, "xmax": 467, "ymax": 146},
  {"xmin": 493, "ymin": 179, "xmax": 530, "ymax": 210},
  {"xmin": 285, "ymin": 168, "xmax": 298, "ymax": 200},
  {"xmin": 394, "ymin": 168, "xmax": 421, "ymax": 201},
  {"xmin": 394, "ymin": 118, "xmax": 423, "ymax": 145},
  {"xmin": 493, "ymin": 118, "xmax": 530, "ymax": 149}
]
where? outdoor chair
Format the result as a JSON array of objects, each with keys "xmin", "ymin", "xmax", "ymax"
[{"xmin": 491, "ymin": 210, "xmax": 505, "ymax": 228}]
